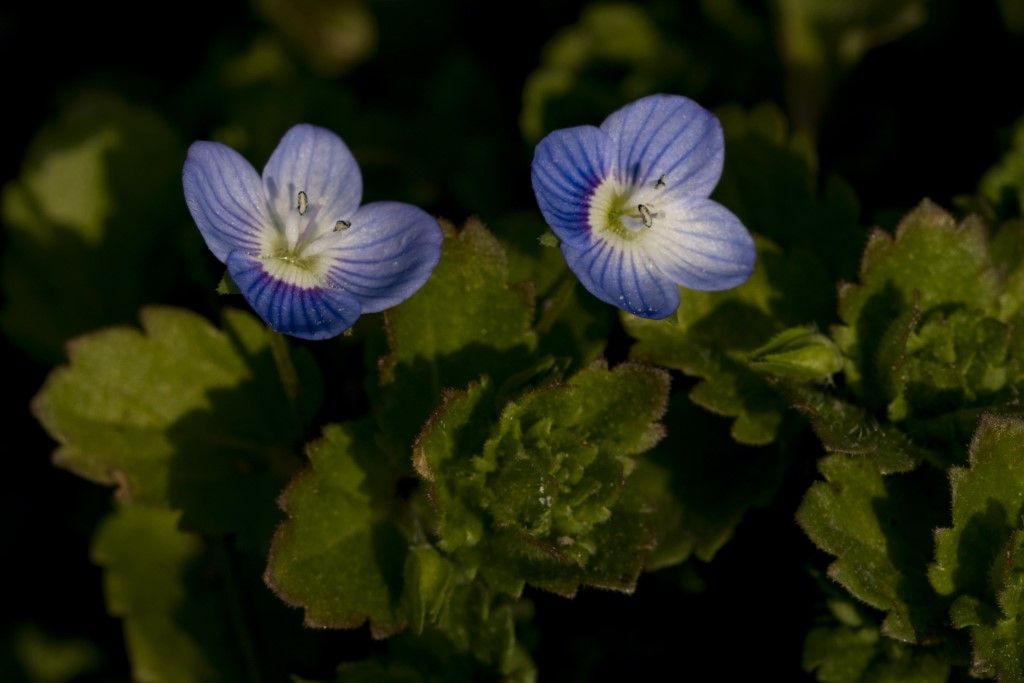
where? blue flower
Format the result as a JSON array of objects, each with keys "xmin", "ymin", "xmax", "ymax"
[
  {"xmin": 183, "ymin": 124, "xmax": 442, "ymax": 340},
  {"xmin": 531, "ymin": 94, "xmax": 755, "ymax": 319}
]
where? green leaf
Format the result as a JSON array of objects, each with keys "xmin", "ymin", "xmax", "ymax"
[
  {"xmin": 91, "ymin": 506, "xmax": 245, "ymax": 683},
  {"xmin": 886, "ymin": 307, "xmax": 1021, "ymax": 432},
  {"xmin": 633, "ymin": 395, "xmax": 785, "ymax": 568},
  {"xmin": 265, "ymin": 423, "xmax": 535, "ymax": 675},
  {"xmin": 265, "ymin": 420, "xmax": 408, "ymax": 635},
  {"xmin": 748, "ymin": 326, "xmax": 844, "ymax": 381},
  {"xmin": 625, "ymin": 237, "xmax": 832, "ymax": 445},
  {"xmin": 33, "ymin": 306, "xmax": 321, "ymax": 550},
  {"xmin": 774, "ymin": 382, "xmax": 930, "ymax": 474},
  {"xmin": 833, "ymin": 201, "xmax": 1001, "ymax": 407},
  {"xmin": 376, "ymin": 218, "xmax": 538, "ymax": 446},
  {"xmin": 797, "ymin": 454, "xmax": 949, "ymax": 642},
  {"xmin": 414, "ymin": 362, "xmax": 669, "ymax": 597},
  {"xmin": 1, "ymin": 91, "xmax": 192, "ymax": 361},
  {"xmin": 929, "ymin": 414, "xmax": 1024, "ymax": 600}
]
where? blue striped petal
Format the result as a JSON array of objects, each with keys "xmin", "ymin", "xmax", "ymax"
[
  {"xmin": 226, "ymin": 250, "xmax": 362, "ymax": 340},
  {"xmin": 308, "ymin": 201, "xmax": 443, "ymax": 313},
  {"xmin": 182, "ymin": 141, "xmax": 269, "ymax": 262},
  {"xmin": 531, "ymin": 125, "xmax": 612, "ymax": 248},
  {"xmin": 600, "ymin": 94, "xmax": 723, "ymax": 198},
  {"xmin": 262, "ymin": 124, "xmax": 363, "ymax": 246},
  {"xmin": 644, "ymin": 197, "xmax": 755, "ymax": 291},
  {"xmin": 562, "ymin": 239, "xmax": 680, "ymax": 319}
]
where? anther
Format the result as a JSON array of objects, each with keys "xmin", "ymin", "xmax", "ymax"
[
  {"xmin": 638, "ymin": 204, "xmax": 653, "ymax": 228},
  {"xmin": 334, "ymin": 220, "xmax": 351, "ymax": 232},
  {"xmin": 297, "ymin": 191, "xmax": 308, "ymax": 215},
  {"xmin": 655, "ymin": 175, "xmax": 667, "ymax": 189}
]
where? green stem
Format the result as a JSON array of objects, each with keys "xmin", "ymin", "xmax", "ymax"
[
  {"xmin": 267, "ymin": 330, "xmax": 303, "ymax": 436},
  {"xmin": 213, "ymin": 540, "xmax": 264, "ymax": 683}
]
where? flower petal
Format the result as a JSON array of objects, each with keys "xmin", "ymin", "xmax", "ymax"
[
  {"xmin": 600, "ymin": 94, "xmax": 723, "ymax": 198},
  {"xmin": 226, "ymin": 250, "xmax": 361, "ymax": 340},
  {"xmin": 182, "ymin": 141, "xmax": 269, "ymax": 262},
  {"xmin": 262, "ymin": 124, "xmax": 363, "ymax": 245},
  {"xmin": 306, "ymin": 201, "xmax": 443, "ymax": 313},
  {"xmin": 531, "ymin": 125, "xmax": 613, "ymax": 248},
  {"xmin": 644, "ymin": 197, "xmax": 755, "ymax": 291},
  {"xmin": 562, "ymin": 239, "xmax": 680, "ymax": 319}
]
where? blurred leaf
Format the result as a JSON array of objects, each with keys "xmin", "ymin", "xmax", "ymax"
[
  {"xmin": 92, "ymin": 506, "xmax": 245, "ymax": 683},
  {"xmin": 520, "ymin": 3, "xmax": 691, "ymax": 141},
  {"xmin": 1, "ymin": 91, "xmax": 189, "ymax": 361},
  {"xmin": 33, "ymin": 307, "xmax": 321, "ymax": 550},
  {"xmin": 376, "ymin": 219, "xmax": 538, "ymax": 447},
  {"xmin": 635, "ymin": 395, "xmax": 785, "ymax": 568},
  {"xmin": 981, "ymin": 117, "xmax": 1024, "ymax": 218},
  {"xmin": 414, "ymin": 363, "xmax": 668, "ymax": 597},
  {"xmin": 993, "ymin": 220, "xmax": 1024, "ymax": 320},
  {"xmin": 804, "ymin": 621, "xmax": 950, "ymax": 682},
  {"xmin": 774, "ymin": 0, "xmax": 926, "ymax": 132},
  {"xmin": 1000, "ymin": 0, "xmax": 1024, "ymax": 34},
  {"xmin": 715, "ymin": 103, "xmax": 865, "ymax": 281},
  {"xmin": 625, "ymin": 238, "xmax": 832, "ymax": 445},
  {"xmin": 798, "ymin": 454, "xmax": 948, "ymax": 643},
  {"xmin": 265, "ymin": 420, "xmax": 408, "ymax": 635},
  {"xmin": 10, "ymin": 626, "xmax": 101, "ymax": 683},
  {"xmin": 252, "ymin": 0, "xmax": 377, "ymax": 76}
]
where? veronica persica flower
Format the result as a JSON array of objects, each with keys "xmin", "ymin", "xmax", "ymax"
[
  {"xmin": 531, "ymin": 94, "xmax": 755, "ymax": 319},
  {"xmin": 183, "ymin": 124, "xmax": 442, "ymax": 339}
]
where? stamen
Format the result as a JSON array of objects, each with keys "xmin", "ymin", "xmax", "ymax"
[
  {"xmin": 638, "ymin": 204, "xmax": 654, "ymax": 228},
  {"xmin": 297, "ymin": 191, "xmax": 308, "ymax": 215},
  {"xmin": 655, "ymin": 175, "xmax": 667, "ymax": 189},
  {"xmin": 334, "ymin": 220, "xmax": 351, "ymax": 232}
]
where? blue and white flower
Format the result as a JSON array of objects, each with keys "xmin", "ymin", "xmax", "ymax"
[
  {"xmin": 183, "ymin": 124, "xmax": 442, "ymax": 340},
  {"xmin": 531, "ymin": 94, "xmax": 755, "ymax": 319}
]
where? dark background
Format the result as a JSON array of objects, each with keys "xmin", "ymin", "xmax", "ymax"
[{"xmin": 2, "ymin": 1, "xmax": 1022, "ymax": 680}]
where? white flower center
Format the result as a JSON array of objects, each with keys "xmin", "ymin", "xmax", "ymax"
[
  {"xmin": 587, "ymin": 176, "xmax": 667, "ymax": 242},
  {"xmin": 258, "ymin": 190, "xmax": 350, "ymax": 289}
]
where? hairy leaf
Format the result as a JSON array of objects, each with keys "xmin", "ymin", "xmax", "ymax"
[
  {"xmin": 950, "ymin": 531, "xmax": 1024, "ymax": 681},
  {"xmin": 376, "ymin": 219, "xmax": 537, "ymax": 447},
  {"xmin": 265, "ymin": 420, "xmax": 407, "ymax": 635},
  {"xmin": 414, "ymin": 363, "xmax": 669, "ymax": 596},
  {"xmin": 34, "ymin": 307, "xmax": 321, "ymax": 550},
  {"xmin": 930, "ymin": 415, "xmax": 1024, "ymax": 600},
  {"xmin": 833, "ymin": 201, "xmax": 1000, "ymax": 407},
  {"xmin": 798, "ymin": 454, "xmax": 948, "ymax": 642}
]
